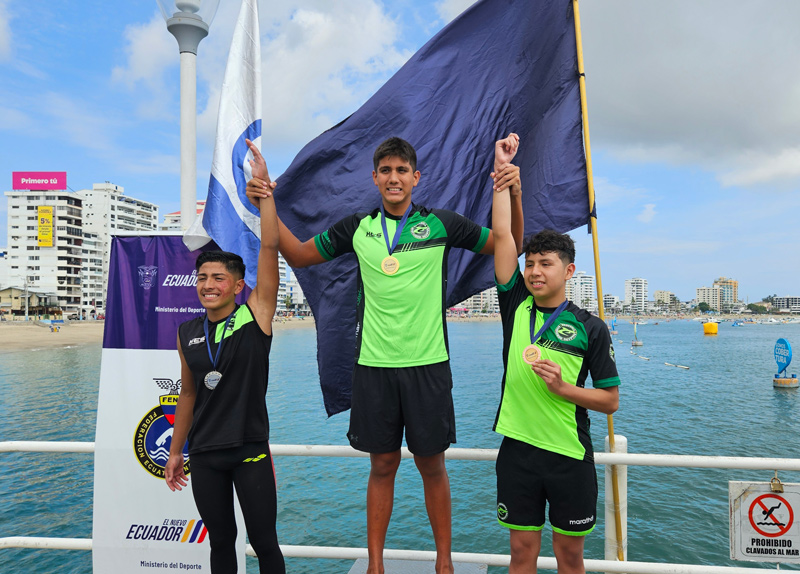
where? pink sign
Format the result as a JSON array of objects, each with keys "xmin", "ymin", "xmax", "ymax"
[{"xmin": 12, "ymin": 171, "xmax": 67, "ymax": 190}]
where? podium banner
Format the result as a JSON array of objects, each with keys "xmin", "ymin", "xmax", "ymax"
[{"xmin": 92, "ymin": 236, "xmax": 248, "ymax": 573}]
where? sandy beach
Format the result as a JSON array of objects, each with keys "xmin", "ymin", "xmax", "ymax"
[{"xmin": 0, "ymin": 317, "xmax": 324, "ymax": 352}]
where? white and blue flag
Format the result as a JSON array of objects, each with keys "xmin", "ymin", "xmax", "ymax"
[{"xmin": 184, "ymin": 0, "xmax": 262, "ymax": 287}]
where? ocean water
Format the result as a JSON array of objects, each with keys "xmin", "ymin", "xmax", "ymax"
[{"xmin": 2, "ymin": 320, "xmax": 800, "ymax": 573}]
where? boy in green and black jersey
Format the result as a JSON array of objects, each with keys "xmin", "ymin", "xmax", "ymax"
[
  {"xmin": 492, "ymin": 182, "xmax": 620, "ymax": 573},
  {"xmin": 246, "ymin": 134, "xmax": 523, "ymax": 574}
]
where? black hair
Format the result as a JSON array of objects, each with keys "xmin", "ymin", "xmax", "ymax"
[
  {"xmin": 195, "ymin": 251, "xmax": 246, "ymax": 279},
  {"xmin": 373, "ymin": 137, "xmax": 417, "ymax": 171},
  {"xmin": 523, "ymin": 229, "xmax": 575, "ymax": 264}
]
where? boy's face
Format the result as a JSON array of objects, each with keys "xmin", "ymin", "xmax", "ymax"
[
  {"xmin": 372, "ymin": 156, "xmax": 420, "ymax": 214},
  {"xmin": 196, "ymin": 262, "xmax": 244, "ymax": 312},
  {"xmin": 523, "ymin": 251, "xmax": 575, "ymax": 304}
]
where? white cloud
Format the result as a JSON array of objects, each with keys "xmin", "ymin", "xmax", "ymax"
[
  {"xmin": 111, "ymin": 12, "xmax": 178, "ymax": 121},
  {"xmin": 0, "ymin": 0, "xmax": 11, "ymax": 60},
  {"xmin": 197, "ymin": 2, "xmax": 411, "ymax": 153},
  {"xmin": 636, "ymin": 203, "xmax": 656, "ymax": 223},
  {"xmin": 435, "ymin": 0, "xmax": 476, "ymax": 23},
  {"xmin": 41, "ymin": 93, "xmax": 117, "ymax": 152},
  {"xmin": 593, "ymin": 176, "xmax": 648, "ymax": 206},
  {"xmin": 581, "ymin": 2, "xmax": 800, "ymax": 183},
  {"xmin": 0, "ymin": 105, "xmax": 32, "ymax": 131},
  {"xmin": 718, "ymin": 147, "xmax": 800, "ymax": 187}
]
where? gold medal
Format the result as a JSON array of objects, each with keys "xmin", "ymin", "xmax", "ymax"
[
  {"xmin": 522, "ymin": 345, "xmax": 541, "ymax": 364},
  {"xmin": 381, "ymin": 255, "xmax": 400, "ymax": 275}
]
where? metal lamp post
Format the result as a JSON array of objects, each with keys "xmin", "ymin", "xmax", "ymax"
[{"xmin": 156, "ymin": 0, "xmax": 220, "ymax": 230}]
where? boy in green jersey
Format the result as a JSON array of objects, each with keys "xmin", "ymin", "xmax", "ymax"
[
  {"xmin": 246, "ymin": 135, "xmax": 523, "ymax": 574},
  {"xmin": 492, "ymin": 184, "xmax": 620, "ymax": 573}
]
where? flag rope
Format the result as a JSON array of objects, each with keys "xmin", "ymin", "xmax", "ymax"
[{"xmin": 572, "ymin": 0, "xmax": 626, "ymax": 562}]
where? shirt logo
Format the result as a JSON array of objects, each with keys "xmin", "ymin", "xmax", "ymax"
[
  {"xmin": 410, "ymin": 222, "xmax": 430, "ymax": 239},
  {"xmin": 555, "ymin": 323, "xmax": 578, "ymax": 342},
  {"xmin": 609, "ymin": 345, "xmax": 616, "ymax": 363},
  {"xmin": 365, "ymin": 231, "xmax": 383, "ymax": 238},
  {"xmin": 188, "ymin": 336, "xmax": 205, "ymax": 346}
]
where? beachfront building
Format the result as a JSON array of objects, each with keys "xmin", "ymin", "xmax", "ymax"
[
  {"xmin": 774, "ymin": 296, "xmax": 800, "ymax": 314},
  {"xmin": 4, "ymin": 189, "xmax": 84, "ymax": 316},
  {"xmin": 566, "ymin": 271, "xmax": 597, "ymax": 312},
  {"xmin": 284, "ymin": 265, "xmax": 309, "ymax": 314},
  {"xmin": 696, "ymin": 286, "xmax": 722, "ymax": 311},
  {"xmin": 712, "ymin": 277, "xmax": 739, "ymax": 312},
  {"xmin": 159, "ymin": 200, "xmax": 205, "ymax": 232},
  {"xmin": 603, "ymin": 293, "xmax": 621, "ymax": 314},
  {"xmin": 625, "ymin": 277, "xmax": 648, "ymax": 315},
  {"xmin": 457, "ymin": 287, "xmax": 500, "ymax": 314},
  {"xmin": 654, "ymin": 290, "xmax": 681, "ymax": 313},
  {"xmin": 79, "ymin": 182, "xmax": 159, "ymax": 313},
  {"xmin": 0, "ymin": 248, "xmax": 7, "ymax": 289},
  {"xmin": 81, "ymin": 232, "xmax": 105, "ymax": 317}
]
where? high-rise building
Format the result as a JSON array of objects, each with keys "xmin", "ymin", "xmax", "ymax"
[
  {"xmin": 654, "ymin": 290, "xmax": 681, "ymax": 312},
  {"xmin": 456, "ymin": 287, "xmax": 500, "ymax": 314},
  {"xmin": 567, "ymin": 271, "xmax": 597, "ymax": 311},
  {"xmin": 603, "ymin": 293, "xmax": 621, "ymax": 314},
  {"xmin": 4, "ymin": 190, "xmax": 84, "ymax": 315},
  {"xmin": 696, "ymin": 286, "xmax": 722, "ymax": 311},
  {"xmin": 81, "ymin": 232, "xmax": 105, "ymax": 316},
  {"xmin": 79, "ymin": 182, "xmax": 159, "ymax": 311},
  {"xmin": 712, "ymin": 277, "xmax": 738, "ymax": 310},
  {"xmin": 625, "ymin": 277, "xmax": 648, "ymax": 314}
]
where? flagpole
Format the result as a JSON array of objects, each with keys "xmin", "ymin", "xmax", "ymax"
[{"xmin": 572, "ymin": 0, "xmax": 625, "ymax": 562}]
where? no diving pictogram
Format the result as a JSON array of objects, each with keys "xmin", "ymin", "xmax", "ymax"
[{"xmin": 749, "ymin": 494, "xmax": 794, "ymax": 538}]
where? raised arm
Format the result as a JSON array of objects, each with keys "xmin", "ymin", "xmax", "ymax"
[
  {"xmin": 245, "ymin": 140, "xmax": 326, "ymax": 268},
  {"xmin": 481, "ymin": 134, "xmax": 523, "ymax": 255},
  {"xmin": 494, "ymin": 133, "xmax": 524, "ymax": 255},
  {"xmin": 244, "ymin": 140, "xmax": 280, "ymax": 334},
  {"xmin": 492, "ymin": 169, "xmax": 520, "ymax": 285}
]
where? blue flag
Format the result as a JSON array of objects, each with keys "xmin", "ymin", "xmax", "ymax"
[{"xmin": 272, "ymin": 0, "xmax": 589, "ymax": 416}]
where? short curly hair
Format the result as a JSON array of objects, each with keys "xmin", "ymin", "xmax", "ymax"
[{"xmin": 523, "ymin": 230, "xmax": 575, "ymax": 264}]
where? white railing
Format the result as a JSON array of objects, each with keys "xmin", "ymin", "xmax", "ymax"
[{"xmin": 2, "ymin": 439, "xmax": 798, "ymax": 574}]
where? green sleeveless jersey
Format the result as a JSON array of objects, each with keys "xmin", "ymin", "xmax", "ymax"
[
  {"xmin": 314, "ymin": 204, "xmax": 489, "ymax": 368},
  {"xmin": 494, "ymin": 269, "xmax": 620, "ymax": 461}
]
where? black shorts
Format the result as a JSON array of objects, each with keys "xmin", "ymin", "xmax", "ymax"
[
  {"xmin": 496, "ymin": 436, "xmax": 597, "ymax": 535},
  {"xmin": 347, "ymin": 361, "xmax": 455, "ymax": 456}
]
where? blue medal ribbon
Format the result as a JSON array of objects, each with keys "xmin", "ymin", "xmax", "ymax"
[
  {"xmin": 379, "ymin": 203, "xmax": 414, "ymax": 256},
  {"xmin": 204, "ymin": 309, "xmax": 236, "ymax": 371},
  {"xmin": 530, "ymin": 300, "xmax": 569, "ymax": 347}
]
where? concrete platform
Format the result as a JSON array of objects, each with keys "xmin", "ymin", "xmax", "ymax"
[{"xmin": 348, "ymin": 559, "xmax": 487, "ymax": 573}]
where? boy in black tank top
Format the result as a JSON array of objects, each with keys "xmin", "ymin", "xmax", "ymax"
[{"xmin": 165, "ymin": 139, "xmax": 284, "ymax": 574}]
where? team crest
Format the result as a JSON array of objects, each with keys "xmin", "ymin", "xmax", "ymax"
[
  {"xmin": 555, "ymin": 323, "xmax": 578, "ymax": 342},
  {"xmin": 410, "ymin": 222, "xmax": 430, "ymax": 239},
  {"xmin": 133, "ymin": 378, "xmax": 190, "ymax": 479},
  {"xmin": 138, "ymin": 265, "xmax": 158, "ymax": 290},
  {"xmin": 497, "ymin": 503, "xmax": 509, "ymax": 521}
]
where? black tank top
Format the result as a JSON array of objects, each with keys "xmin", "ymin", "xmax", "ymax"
[{"xmin": 178, "ymin": 304, "xmax": 272, "ymax": 455}]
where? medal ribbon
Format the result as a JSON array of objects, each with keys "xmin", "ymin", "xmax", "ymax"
[
  {"xmin": 204, "ymin": 309, "xmax": 236, "ymax": 371},
  {"xmin": 530, "ymin": 300, "xmax": 569, "ymax": 347},
  {"xmin": 380, "ymin": 203, "xmax": 414, "ymax": 256}
]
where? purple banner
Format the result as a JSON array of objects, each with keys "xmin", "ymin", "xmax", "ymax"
[{"xmin": 103, "ymin": 236, "xmax": 250, "ymax": 350}]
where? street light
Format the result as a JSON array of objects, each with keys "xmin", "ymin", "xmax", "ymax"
[{"xmin": 156, "ymin": 0, "xmax": 220, "ymax": 230}]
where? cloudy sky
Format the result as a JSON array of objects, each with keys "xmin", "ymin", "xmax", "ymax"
[{"xmin": 1, "ymin": 0, "xmax": 798, "ymax": 302}]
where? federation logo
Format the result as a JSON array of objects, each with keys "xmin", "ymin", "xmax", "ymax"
[
  {"xmin": 138, "ymin": 265, "xmax": 158, "ymax": 290},
  {"xmin": 555, "ymin": 323, "xmax": 578, "ymax": 342},
  {"xmin": 133, "ymin": 378, "xmax": 190, "ymax": 479},
  {"xmin": 410, "ymin": 222, "xmax": 430, "ymax": 239},
  {"xmin": 497, "ymin": 503, "xmax": 509, "ymax": 521}
]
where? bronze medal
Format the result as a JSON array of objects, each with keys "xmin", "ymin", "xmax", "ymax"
[{"xmin": 522, "ymin": 345, "xmax": 541, "ymax": 365}]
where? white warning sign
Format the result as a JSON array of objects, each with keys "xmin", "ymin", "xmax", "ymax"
[{"xmin": 730, "ymin": 481, "xmax": 800, "ymax": 562}]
